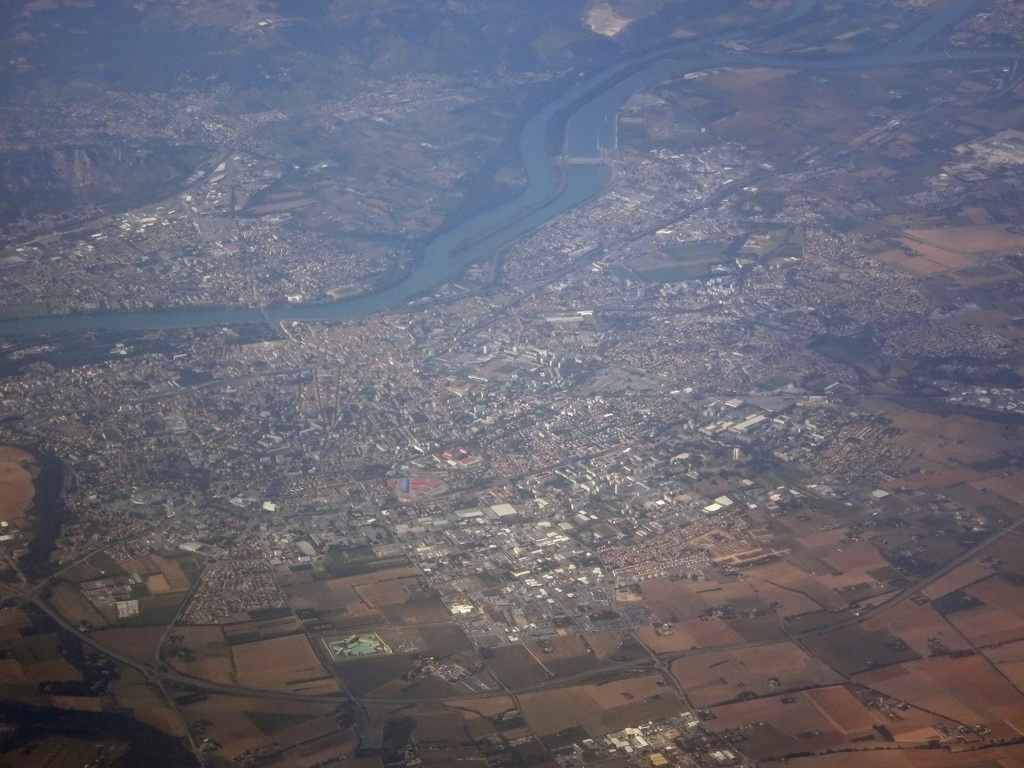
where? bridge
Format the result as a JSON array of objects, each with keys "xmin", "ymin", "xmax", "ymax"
[{"xmin": 556, "ymin": 153, "xmax": 611, "ymax": 166}]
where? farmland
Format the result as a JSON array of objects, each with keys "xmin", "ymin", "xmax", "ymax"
[
  {"xmin": 164, "ymin": 625, "xmax": 235, "ymax": 685},
  {"xmin": 109, "ymin": 680, "xmax": 185, "ymax": 737},
  {"xmin": 0, "ymin": 446, "xmax": 34, "ymax": 524},
  {"xmin": 945, "ymin": 574, "xmax": 1024, "ymax": 647},
  {"xmin": 231, "ymin": 634, "xmax": 340, "ymax": 695},
  {"xmin": 804, "ymin": 627, "xmax": 920, "ymax": 676},
  {"xmin": 180, "ymin": 694, "xmax": 346, "ymax": 764},
  {"xmin": 671, "ymin": 642, "xmax": 843, "ymax": 707},
  {"xmin": 47, "ymin": 581, "xmax": 111, "ymax": 630},
  {"xmin": 854, "ymin": 655, "xmax": 1024, "ymax": 733},
  {"xmin": 333, "ymin": 654, "xmax": 416, "ymax": 698},
  {"xmin": 90, "ymin": 626, "xmax": 166, "ymax": 664},
  {"xmin": 520, "ymin": 675, "xmax": 683, "ymax": 738}
]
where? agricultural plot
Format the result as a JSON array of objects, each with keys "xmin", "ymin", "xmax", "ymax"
[
  {"xmin": 9, "ymin": 633, "xmax": 81, "ymax": 684},
  {"xmin": 722, "ymin": 602, "xmax": 788, "ymax": 644},
  {"xmin": 354, "ymin": 576, "xmax": 425, "ymax": 607},
  {"xmin": 708, "ymin": 695, "xmax": 857, "ymax": 758},
  {"xmin": 777, "ymin": 745, "xmax": 1024, "ymax": 768},
  {"xmin": 967, "ymin": 473, "xmax": 1024, "ymax": 510},
  {"xmin": 109, "ymin": 681, "xmax": 185, "ymax": 737},
  {"xmin": 380, "ymin": 597, "xmax": 452, "ymax": 625},
  {"xmin": 931, "ymin": 573, "xmax": 1024, "ymax": 649},
  {"xmin": 54, "ymin": 549, "xmax": 194, "ymax": 630},
  {"xmin": 0, "ymin": 446, "xmax": 34, "ymax": 524},
  {"xmin": 118, "ymin": 593, "xmax": 186, "ymax": 627},
  {"xmin": 879, "ymin": 601, "xmax": 974, "ymax": 659},
  {"xmin": 485, "ymin": 645, "xmax": 551, "ymax": 688},
  {"xmin": 222, "ymin": 615, "xmax": 302, "ymax": 645},
  {"xmin": 182, "ymin": 695, "xmax": 340, "ymax": 764},
  {"xmin": 0, "ymin": 658, "xmax": 27, "ymax": 686},
  {"xmin": 399, "ymin": 705, "xmax": 472, "ymax": 744},
  {"xmin": 260, "ymin": 731, "xmax": 356, "ymax": 766},
  {"xmin": 672, "ymin": 617, "xmax": 746, "ymax": 650},
  {"xmin": 639, "ymin": 576, "xmax": 775, "ymax": 644},
  {"xmin": 581, "ymin": 630, "xmax": 626, "ymax": 660},
  {"xmin": 523, "ymin": 635, "xmax": 600, "ymax": 677},
  {"xmin": 918, "ymin": 560, "xmax": 992, "ymax": 601},
  {"xmin": 285, "ymin": 562, "xmax": 421, "ymax": 615},
  {"xmin": 418, "ymin": 745, "xmax": 490, "ymax": 767},
  {"xmin": 814, "ymin": 540, "xmax": 891, "ymax": 592},
  {"xmin": 417, "ymin": 623, "xmax": 474, "ymax": 657},
  {"xmin": 895, "ymin": 224, "xmax": 1024, "ymax": 277},
  {"xmin": 795, "ymin": 528, "xmax": 848, "ymax": 549},
  {"xmin": 0, "ymin": 606, "xmax": 31, "ymax": 642},
  {"xmin": 48, "ymin": 581, "xmax": 110, "ymax": 629},
  {"xmin": 983, "ymin": 640, "xmax": 1024, "ymax": 690},
  {"xmin": 332, "ymin": 654, "xmax": 416, "ymax": 697},
  {"xmin": 451, "ymin": 695, "xmax": 517, "ymax": 718},
  {"xmin": 804, "ymin": 627, "xmax": 920, "ymax": 675},
  {"xmin": 635, "ymin": 624, "xmax": 698, "ymax": 654},
  {"xmin": 706, "ymin": 67, "xmax": 869, "ymax": 154},
  {"xmin": 282, "ymin": 578, "xmax": 378, "ymax": 619},
  {"xmin": 583, "ymin": 693, "xmax": 684, "ymax": 739},
  {"xmin": 90, "ymin": 626, "xmax": 166, "ymax": 664},
  {"xmin": 804, "ymin": 686, "xmax": 878, "ymax": 733},
  {"xmin": 56, "ymin": 560, "xmax": 106, "ymax": 583},
  {"xmin": 284, "ymin": 562, "xmax": 435, "ymax": 637},
  {"xmin": 231, "ymin": 634, "xmax": 339, "ymax": 695},
  {"xmin": 745, "ymin": 559, "xmax": 847, "ymax": 614},
  {"xmin": 745, "ymin": 574, "xmax": 828, "ymax": 618},
  {"xmin": 886, "ymin": 412, "xmax": 1016, "ymax": 490},
  {"xmin": 640, "ymin": 577, "xmax": 708, "ymax": 620},
  {"xmin": 164, "ymin": 626, "xmax": 235, "ymax": 685},
  {"xmin": 520, "ymin": 675, "xmax": 679, "ymax": 738},
  {"xmin": 351, "ymin": 622, "xmax": 475, "ymax": 668},
  {"xmin": 671, "ymin": 641, "xmax": 842, "ymax": 708},
  {"xmin": 854, "ymin": 655, "xmax": 1024, "ymax": 732},
  {"xmin": 253, "ymin": 716, "xmax": 339, "ymax": 751},
  {"xmin": 116, "ymin": 553, "xmax": 192, "ymax": 593}
]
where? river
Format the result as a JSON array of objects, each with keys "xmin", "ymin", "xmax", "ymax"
[{"xmin": 0, "ymin": 0, "xmax": 1009, "ymax": 339}]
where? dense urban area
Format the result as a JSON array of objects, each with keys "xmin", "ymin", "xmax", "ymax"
[{"xmin": 3, "ymin": 0, "xmax": 1024, "ymax": 767}]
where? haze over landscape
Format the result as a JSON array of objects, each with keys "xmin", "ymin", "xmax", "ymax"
[{"xmin": 3, "ymin": 1, "xmax": 1024, "ymax": 767}]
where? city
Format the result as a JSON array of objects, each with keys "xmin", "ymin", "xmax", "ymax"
[{"xmin": 2, "ymin": 0, "xmax": 1024, "ymax": 767}]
